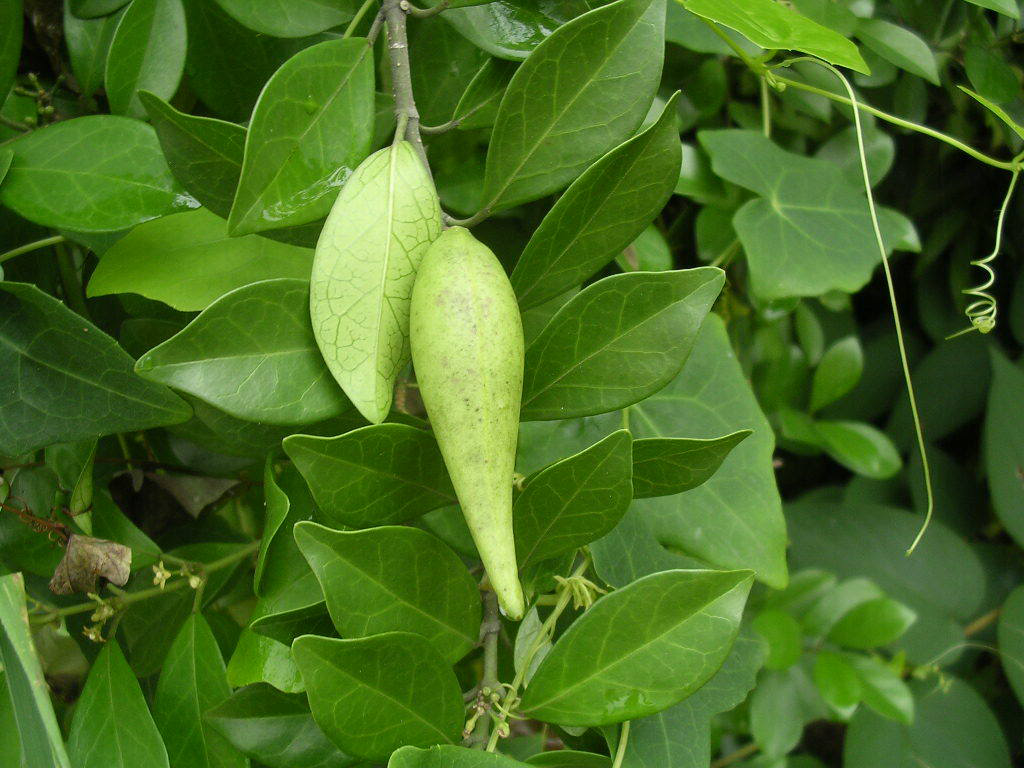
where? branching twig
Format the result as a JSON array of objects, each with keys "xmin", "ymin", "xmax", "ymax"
[
  {"xmin": 383, "ymin": 0, "xmax": 430, "ymax": 174},
  {"xmin": 401, "ymin": 0, "xmax": 449, "ymax": 18}
]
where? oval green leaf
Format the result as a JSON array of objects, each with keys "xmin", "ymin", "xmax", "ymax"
[
  {"xmin": 292, "ymin": 632, "xmax": 464, "ymax": 761},
  {"xmin": 63, "ymin": 2, "xmax": 120, "ymax": 97},
  {"xmin": 135, "ymin": 279, "xmax": 352, "ymax": 425},
  {"xmin": 0, "ymin": 282, "xmax": 191, "ymax": 457},
  {"xmin": 520, "ymin": 569, "xmax": 753, "ymax": 725},
  {"xmin": 482, "ymin": 0, "xmax": 665, "ymax": 211},
  {"xmin": 105, "ymin": 0, "xmax": 187, "ymax": 118},
  {"xmin": 214, "ymin": 0, "xmax": 355, "ymax": 37},
  {"xmin": 283, "ymin": 424, "xmax": 456, "ymax": 527},
  {"xmin": 520, "ymin": 268, "xmax": 724, "ymax": 420},
  {"xmin": 154, "ymin": 614, "xmax": 247, "ymax": 768},
  {"xmin": 140, "ymin": 90, "xmax": 246, "ymax": 218},
  {"xmin": 514, "ymin": 430, "xmax": 633, "ymax": 569},
  {"xmin": 310, "ymin": 142, "xmax": 442, "ymax": 424},
  {"xmin": 510, "ymin": 94, "xmax": 682, "ymax": 310},
  {"xmin": 631, "ymin": 430, "xmax": 751, "ymax": 498},
  {"xmin": 228, "ymin": 38, "xmax": 375, "ymax": 235},
  {"xmin": 295, "ymin": 523, "xmax": 481, "ymax": 662},
  {"xmin": 67, "ymin": 641, "xmax": 169, "ymax": 768},
  {"xmin": 87, "ymin": 208, "xmax": 314, "ymax": 311},
  {"xmin": 206, "ymin": 683, "xmax": 358, "ymax": 768},
  {"xmin": 0, "ymin": 115, "xmax": 194, "ymax": 232}
]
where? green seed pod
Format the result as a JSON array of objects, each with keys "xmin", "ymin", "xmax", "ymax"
[
  {"xmin": 410, "ymin": 227, "xmax": 526, "ymax": 620},
  {"xmin": 310, "ymin": 141, "xmax": 442, "ymax": 424}
]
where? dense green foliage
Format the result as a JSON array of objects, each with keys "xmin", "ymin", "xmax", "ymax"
[{"xmin": 1, "ymin": 0, "xmax": 1024, "ymax": 766}]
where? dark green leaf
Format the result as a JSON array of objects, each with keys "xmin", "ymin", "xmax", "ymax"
[
  {"xmin": 997, "ymin": 585, "xmax": 1024, "ymax": 707},
  {"xmin": 44, "ymin": 438, "xmax": 96, "ymax": 515},
  {"xmin": 140, "ymin": 91, "xmax": 246, "ymax": 218},
  {"xmin": 787, "ymin": 501, "xmax": 986, "ymax": 665},
  {"xmin": 749, "ymin": 669, "xmax": 806, "ymax": 757},
  {"xmin": 87, "ymin": 208, "xmax": 314, "ymax": 311},
  {"xmin": 0, "ymin": 573, "xmax": 72, "ymax": 768},
  {"xmin": 855, "ymin": 19, "xmax": 938, "ymax": 85},
  {"xmin": 295, "ymin": 523, "xmax": 480, "ymax": 662},
  {"xmin": 514, "ymin": 430, "xmax": 633, "ymax": 569},
  {"xmin": 284, "ymin": 425, "xmax": 455, "ymax": 527},
  {"xmin": 228, "ymin": 38, "xmax": 374, "ymax": 235},
  {"xmin": 70, "ymin": 0, "xmax": 129, "ymax": 17},
  {"xmin": 438, "ymin": 1, "xmax": 596, "ymax": 61},
  {"xmin": 105, "ymin": 0, "xmax": 187, "ymax": 118},
  {"xmin": 482, "ymin": 0, "xmax": 665, "ymax": 211},
  {"xmin": 0, "ymin": 281, "xmax": 191, "ymax": 456},
  {"xmin": 0, "ymin": 0, "xmax": 20, "ymax": 104},
  {"xmin": 226, "ymin": 606, "xmax": 305, "ymax": 694},
  {"xmin": 206, "ymin": 684, "xmax": 358, "ymax": 768},
  {"xmin": 135, "ymin": 279, "xmax": 351, "ymax": 425},
  {"xmin": 292, "ymin": 632, "xmax": 464, "ymax": 760},
  {"xmin": 809, "ymin": 336, "xmax": 863, "ymax": 412},
  {"xmin": 67, "ymin": 641, "xmax": 169, "ymax": 768},
  {"xmin": 391, "ymin": 745, "xmax": 531, "ymax": 767},
  {"xmin": 520, "ymin": 569, "xmax": 753, "ymax": 725},
  {"xmin": 409, "ymin": 18, "xmax": 487, "ymax": 127},
  {"xmin": 0, "ymin": 116, "xmax": 195, "ymax": 232},
  {"xmin": 510, "ymin": 94, "xmax": 682, "ymax": 310},
  {"xmin": 213, "ymin": 0, "xmax": 355, "ymax": 36},
  {"xmin": 521, "ymin": 268, "xmax": 724, "ymax": 420},
  {"xmin": 827, "ymin": 597, "xmax": 916, "ymax": 649},
  {"xmin": 682, "ymin": 0, "xmax": 867, "ymax": 72},
  {"xmin": 451, "ymin": 58, "xmax": 517, "ymax": 131},
  {"xmin": 181, "ymin": 0, "xmax": 318, "ymax": 122},
  {"xmin": 63, "ymin": 2, "xmax": 121, "ymax": 97},
  {"xmin": 617, "ymin": 226, "xmax": 673, "ymax": 273},
  {"xmin": 612, "ymin": 631, "xmax": 765, "ymax": 768},
  {"xmin": 154, "ymin": 614, "xmax": 247, "ymax": 768},
  {"xmin": 845, "ymin": 677, "xmax": 1010, "ymax": 767},
  {"xmin": 813, "ymin": 420, "xmax": 902, "ymax": 479},
  {"xmin": 813, "ymin": 651, "xmax": 861, "ymax": 718},
  {"xmin": 631, "ymin": 430, "xmax": 750, "ymax": 498},
  {"xmin": 985, "ymin": 350, "xmax": 1024, "ymax": 547},
  {"xmin": 699, "ymin": 129, "xmax": 915, "ymax": 300},
  {"xmin": 753, "ymin": 609, "xmax": 803, "ymax": 670},
  {"xmin": 846, "ymin": 655, "xmax": 913, "ymax": 724}
]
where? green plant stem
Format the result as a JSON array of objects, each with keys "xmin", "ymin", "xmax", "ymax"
[
  {"xmin": 402, "ymin": 0, "xmax": 449, "ymax": 18},
  {"xmin": 485, "ymin": 557, "xmax": 591, "ymax": 752},
  {"xmin": 0, "ymin": 114, "xmax": 30, "ymax": 132},
  {"xmin": 711, "ymin": 742, "xmax": 759, "ymax": 768},
  {"xmin": 344, "ymin": 0, "xmax": 379, "ymax": 37},
  {"xmin": 782, "ymin": 57, "xmax": 935, "ymax": 555},
  {"xmin": 472, "ymin": 591, "xmax": 501, "ymax": 747},
  {"xmin": 760, "ymin": 77, "xmax": 771, "ymax": 138},
  {"xmin": 383, "ymin": 0, "xmax": 430, "ymax": 174},
  {"xmin": 0, "ymin": 234, "xmax": 65, "ymax": 264},
  {"xmin": 770, "ymin": 73, "xmax": 1018, "ymax": 171},
  {"xmin": 702, "ymin": 18, "xmax": 758, "ymax": 69},
  {"xmin": 29, "ymin": 540, "xmax": 259, "ymax": 625},
  {"xmin": 55, "ymin": 242, "xmax": 90, "ymax": 319},
  {"xmin": 611, "ymin": 721, "xmax": 631, "ymax": 768}
]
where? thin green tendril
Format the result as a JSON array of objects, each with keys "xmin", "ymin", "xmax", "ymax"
[
  {"xmin": 770, "ymin": 57, "xmax": 935, "ymax": 556},
  {"xmin": 947, "ymin": 168, "xmax": 1020, "ymax": 339}
]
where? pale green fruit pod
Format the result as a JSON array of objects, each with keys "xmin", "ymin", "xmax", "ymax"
[{"xmin": 410, "ymin": 227, "xmax": 526, "ymax": 621}]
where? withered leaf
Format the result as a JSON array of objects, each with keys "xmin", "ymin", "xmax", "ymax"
[{"xmin": 49, "ymin": 535, "xmax": 132, "ymax": 595}]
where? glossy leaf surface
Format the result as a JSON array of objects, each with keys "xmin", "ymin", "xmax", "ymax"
[
  {"xmin": 514, "ymin": 430, "xmax": 632, "ymax": 569},
  {"xmin": 520, "ymin": 569, "xmax": 753, "ymax": 725},
  {"xmin": 521, "ymin": 268, "xmax": 724, "ymax": 420},
  {"xmin": 229, "ymin": 38, "xmax": 374, "ymax": 235},
  {"xmin": 136, "ymin": 279, "xmax": 351, "ymax": 425},
  {"xmin": 214, "ymin": 0, "xmax": 354, "ymax": 36},
  {"xmin": 631, "ymin": 430, "xmax": 750, "ymax": 498},
  {"xmin": 0, "ymin": 116, "xmax": 194, "ymax": 232},
  {"xmin": 295, "ymin": 523, "xmax": 480, "ymax": 662},
  {"xmin": 510, "ymin": 95, "xmax": 682, "ymax": 310},
  {"xmin": 483, "ymin": 0, "xmax": 665, "ymax": 210},
  {"xmin": 284, "ymin": 425, "xmax": 456, "ymax": 527},
  {"xmin": 88, "ymin": 208, "xmax": 314, "ymax": 311},
  {"xmin": 0, "ymin": 282, "xmax": 191, "ymax": 457},
  {"xmin": 293, "ymin": 633, "xmax": 463, "ymax": 760}
]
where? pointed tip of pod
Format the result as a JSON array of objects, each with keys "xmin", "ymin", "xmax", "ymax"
[{"xmin": 493, "ymin": 579, "xmax": 526, "ymax": 622}]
